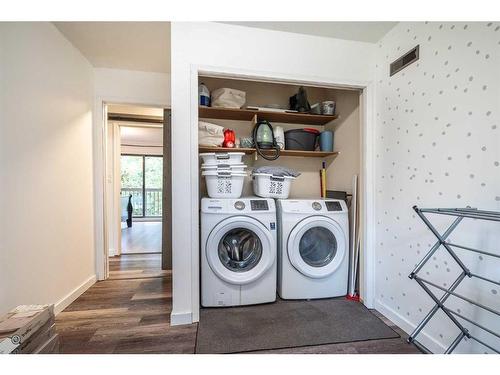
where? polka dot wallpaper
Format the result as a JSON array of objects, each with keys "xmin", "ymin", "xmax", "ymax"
[{"xmin": 374, "ymin": 22, "xmax": 500, "ymax": 353}]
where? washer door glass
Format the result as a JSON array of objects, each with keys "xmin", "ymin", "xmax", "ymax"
[
  {"xmin": 206, "ymin": 216, "xmax": 275, "ymax": 285},
  {"xmin": 218, "ymin": 228, "xmax": 263, "ymax": 272},
  {"xmin": 299, "ymin": 226, "xmax": 337, "ymax": 267}
]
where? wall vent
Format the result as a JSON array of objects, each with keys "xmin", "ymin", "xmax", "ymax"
[{"xmin": 390, "ymin": 45, "xmax": 419, "ymax": 76}]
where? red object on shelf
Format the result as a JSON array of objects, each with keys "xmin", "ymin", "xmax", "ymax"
[
  {"xmin": 346, "ymin": 294, "xmax": 360, "ymax": 302},
  {"xmin": 303, "ymin": 128, "xmax": 320, "ymax": 134},
  {"xmin": 223, "ymin": 129, "xmax": 236, "ymax": 148}
]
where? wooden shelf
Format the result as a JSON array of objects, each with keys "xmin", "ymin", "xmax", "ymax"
[
  {"xmin": 199, "ymin": 106, "xmax": 338, "ymax": 125},
  {"xmin": 198, "ymin": 146, "xmax": 339, "ymax": 158}
]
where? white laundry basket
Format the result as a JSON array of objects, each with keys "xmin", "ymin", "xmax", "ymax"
[
  {"xmin": 199, "ymin": 152, "xmax": 245, "ymax": 166},
  {"xmin": 201, "ymin": 163, "xmax": 246, "ymax": 173},
  {"xmin": 203, "ymin": 170, "xmax": 247, "ymax": 198},
  {"xmin": 252, "ymin": 173, "xmax": 296, "ymax": 199}
]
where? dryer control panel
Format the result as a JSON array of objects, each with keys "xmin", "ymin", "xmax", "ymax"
[
  {"xmin": 278, "ymin": 199, "xmax": 347, "ymax": 214},
  {"xmin": 325, "ymin": 201, "xmax": 343, "ymax": 212}
]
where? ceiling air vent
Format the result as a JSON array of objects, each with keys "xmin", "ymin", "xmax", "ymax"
[{"xmin": 390, "ymin": 45, "xmax": 419, "ymax": 76}]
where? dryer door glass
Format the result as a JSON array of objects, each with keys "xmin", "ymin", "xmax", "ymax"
[
  {"xmin": 218, "ymin": 228, "xmax": 263, "ymax": 272},
  {"xmin": 299, "ymin": 227, "xmax": 337, "ymax": 267}
]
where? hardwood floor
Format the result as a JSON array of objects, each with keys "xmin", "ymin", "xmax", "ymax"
[
  {"xmin": 57, "ymin": 258, "xmax": 420, "ymax": 354},
  {"xmin": 121, "ymin": 221, "xmax": 162, "ymax": 254},
  {"xmin": 109, "ymin": 253, "xmax": 169, "ymax": 280},
  {"xmin": 56, "ymin": 276, "xmax": 197, "ymax": 354}
]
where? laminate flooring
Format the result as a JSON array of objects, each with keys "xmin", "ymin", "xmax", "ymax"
[
  {"xmin": 109, "ymin": 253, "xmax": 169, "ymax": 280},
  {"xmin": 56, "ymin": 276, "xmax": 196, "ymax": 354},
  {"xmin": 121, "ymin": 221, "xmax": 161, "ymax": 254},
  {"xmin": 56, "ymin": 258, "xmax": 420, "ymax": 354}
]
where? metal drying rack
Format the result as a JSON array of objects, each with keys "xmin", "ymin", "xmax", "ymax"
[{"xmin": 408, "ymin": 206, "xmax": 500, "ymax": 354}]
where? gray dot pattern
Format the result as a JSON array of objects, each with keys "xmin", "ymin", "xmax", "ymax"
[{"xmin": 374, "ymin": 22, "xmax": 500, "ymax": 354}]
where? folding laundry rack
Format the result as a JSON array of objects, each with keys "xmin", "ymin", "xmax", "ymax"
[{"xmin": 408, "ymin": 206, "xmax": 500, "ymax": 354}]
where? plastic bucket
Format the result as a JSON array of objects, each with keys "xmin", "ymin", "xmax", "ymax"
[{"xmin": 284, "ymin": 129, "xmax": 319, "ymax": 151}]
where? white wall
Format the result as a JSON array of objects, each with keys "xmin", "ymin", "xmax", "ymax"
[
  {"xmin": 94, "ymin": 68, "xmax": 171, "ymax": 106},
  {"xmin": 0, "ymin": 23, "xmax": 95, "ymax": 315},
  {"xmin": 373, "ymin": 22, "xmax": 500, "ymax": 353},
  {"xmin": 170, "ymin": 22, "xmax": 375, "ymax": 324},
  {"xmin": 325, "ymin": 90, "xmax": 361, "ymax": 194}
]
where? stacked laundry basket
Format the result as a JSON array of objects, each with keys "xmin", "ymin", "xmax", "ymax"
[
  {"xmin": 200, "ymin": 152, "xmax": 301, "ymax": 199},
  {"xmin": 200, "ymin": 152, "xmax": 247, "ymax": 198}
]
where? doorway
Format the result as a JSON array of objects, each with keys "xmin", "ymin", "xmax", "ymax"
[{"xmin": 104, "ymin": 104, "xmax": 171, "ymax": 280}]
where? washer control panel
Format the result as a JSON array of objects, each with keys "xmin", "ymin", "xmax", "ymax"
[
  {"xmin": 234, "ymin": 201, "xmax": 245, "ymax": 210},
  {"xmin": 312, "ymin": 201, "xmax": 322, "ymax": 211},
  {"xmin": 250, "ymin": 200, "xmax": 269, "ymax": 211},
  {"xmin": 201, "ymin": 198, "xmax": 275, "ymax": 213}
]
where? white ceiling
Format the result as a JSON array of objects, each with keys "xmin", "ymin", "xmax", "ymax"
[
  {"xmin": 53, "ymin": 22, "xmax": 170, "ymax": 73},
  {"xmin": 221, "ymin": 22, "xmax": 398, "ymax": 43},
  {"xmin": 53, "ymin": 22, "xmax": 395, "ymax": 74}
]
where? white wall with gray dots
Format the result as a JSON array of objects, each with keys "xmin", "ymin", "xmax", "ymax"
[{"xmin": 373, "ymin": 22, "xmax": 500, "ymax": 353}]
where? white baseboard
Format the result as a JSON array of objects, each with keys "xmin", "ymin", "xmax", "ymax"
[
  {"xmin": 170, "ymin": 311, "xmax": 193, "ymax": 326},
  {"xmin": 374, "ymin": 299, "xmax": 447, "ymax": 353},
  {"xmin": 54, "ymin": 275, "xmax": 96, "ymax": 315}
]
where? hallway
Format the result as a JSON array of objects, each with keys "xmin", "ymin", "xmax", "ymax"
[
  {"xmin": 55, "ymin": 273, "xmax": 197, "ymax": 354},
  {"xmin": 121, "ymin": 221, "xmax": 162, "ymax": 254},
  {"xmin": 109, "ymin": 253, "xmax": 169, "ymax": 280}
]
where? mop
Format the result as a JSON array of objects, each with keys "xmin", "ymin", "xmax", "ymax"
[
  {"xmin": 319, "ymin": 161, "xmax": 326, "ymax": 198},
  {"xmin": 347, "ymin": 174, "xmax": 360, "ymax": 301}
]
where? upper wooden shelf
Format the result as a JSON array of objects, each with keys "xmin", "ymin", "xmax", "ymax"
[
  {"xmin": 198, "ymin": 146, "xmax": 339, "ymax": 158},
  {"xmin": 199, "ymin": 106, "xmax": 338, "ymax": 125}
]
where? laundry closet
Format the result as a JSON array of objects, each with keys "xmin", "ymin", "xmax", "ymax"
[
  {"xmin": 196, "ymin": 74, "xmax": 364, "ymax": 311},
  {"xmin": 197, "ymin": 75, "xmax": 362, "ymax": 202}
]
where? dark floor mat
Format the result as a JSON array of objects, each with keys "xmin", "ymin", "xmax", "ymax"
[{"xmin": 196, "ymin": 298, "xmax": 399, "ymax": 354}]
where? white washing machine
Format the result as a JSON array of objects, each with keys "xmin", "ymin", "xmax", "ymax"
[
  {"xmin": 201, "ymin": 197, "xmax": 277, "ymax": 307},
  {"xmin": 277, "ymin": 199, "xmax": 349, "ymax": 299}
]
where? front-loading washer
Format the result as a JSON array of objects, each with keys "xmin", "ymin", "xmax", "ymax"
[
  {"xmin": 201, "ymin": 197, "xmax": 277, "ymax": 307},
  {"xmin": 277, "ymin": 199, "xmax": 349, "ymax": 299}
]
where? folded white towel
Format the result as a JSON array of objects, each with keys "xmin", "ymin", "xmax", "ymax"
[
  {"xmin": 199, "ymin": 121, "xmax": 224, "ymax": 146},
  {"xmin": 199, "ymin": 120, "xmax": 224, "ymax": 135}
]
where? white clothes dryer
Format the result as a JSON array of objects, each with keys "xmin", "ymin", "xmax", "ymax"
[{"xmin": 277, "ymin": 199, "xmax": 349, "ymax": 299}]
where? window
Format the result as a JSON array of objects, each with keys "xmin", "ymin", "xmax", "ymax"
[{"xmin": 121, "ymin": 155, "xmax": 163, "ymax": 217}]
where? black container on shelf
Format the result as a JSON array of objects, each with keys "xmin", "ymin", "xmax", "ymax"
[{"xmin": 284, "ymin": 128, "xmax": 319, "ymax": 151}]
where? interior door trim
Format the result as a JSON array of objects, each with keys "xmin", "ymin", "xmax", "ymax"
[{"xmin": 162, "ymin": 109, "xmax": 172, "ymax": 270}]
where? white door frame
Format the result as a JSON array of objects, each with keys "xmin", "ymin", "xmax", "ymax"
[
  {"xmin": 107, "ymin": 120, "xmax": 122, "ymax": 258},
  {"xmin": 107, "ymin": 121, "xmax": 163, "ymax": 258},
  {"xmin": 182, "ymin": 64, "xmax": 376, "ymax": 324},
  {"xmin": 93, "ymin": 96, "xmax": 170, "ymax": 280}
]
